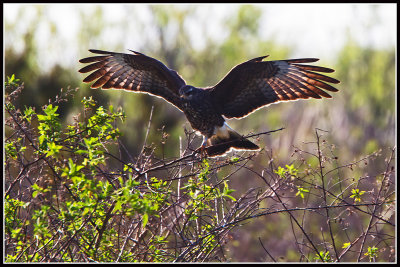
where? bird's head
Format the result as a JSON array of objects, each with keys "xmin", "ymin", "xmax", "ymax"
[{"xmin": 179, "ymin": 85, "xmax": 199, "ymax": 101}]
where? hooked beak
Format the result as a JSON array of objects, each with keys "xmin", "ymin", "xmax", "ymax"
[{"xmin": 180, "ymin": 91, "xmax": 190, "ymax": 100}]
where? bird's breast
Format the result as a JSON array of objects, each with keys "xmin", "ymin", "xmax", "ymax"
[{"xmin": 182, "ymin": 100, "xmax": 224, "ymax": 137}]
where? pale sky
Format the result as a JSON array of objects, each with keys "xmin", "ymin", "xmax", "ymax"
[{"xmin": 4, "ymin": 4, "xmax": 397, "ymax": 72}]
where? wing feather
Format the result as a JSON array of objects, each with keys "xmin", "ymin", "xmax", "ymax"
[
  {"xmin": 283, "ymin": 74, "xmax": 321, "ymax": 99},
  {"xmin": 288, "ymin": 68, "xmax": 339, "ymax": 89},
  {"xmin": 79, "ymin": 49, "xmax": 186, "ymax": 110},
  {"xmin": 209, "ymin": 56, "xmax": 340, "ymax": 118},
  {"xmin": 291, "ymin": 64, "xmax": 335, "ymax": 73},
  {"xmin": 285, "ymin": 73, "xmax": 333, "ymax": 98}
]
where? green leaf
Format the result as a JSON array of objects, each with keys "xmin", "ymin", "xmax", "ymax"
[
  {"xmin": 142, "ymin": 213, "xmax": 149, "ymax": 228},
  {"xmin": 342, "ymin": 242, "xmax": 351, "ymax": 248},
  {"xmin": 350, "ymin": 188, "xmax": 366, "ymax": 203},
  {"xmin": 5, "ymin": 74, "xmax": 20, "ymax": 86},
  {"xmin": 296, "ymin": 187, "xmax": 309, "ymax": 199}
]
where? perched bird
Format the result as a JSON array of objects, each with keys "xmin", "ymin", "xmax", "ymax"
[{"xmin": 79, "ymin": 49, "xmax": 339, "ymax": 157}]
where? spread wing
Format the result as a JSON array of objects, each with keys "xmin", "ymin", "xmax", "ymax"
[
  {"xmin": 208, "ymin": 56, "xmax": 340, "ymax": 118},
  {"xmin": 79, "ymin": 49, "xmax": 186, "ymax": 110}
]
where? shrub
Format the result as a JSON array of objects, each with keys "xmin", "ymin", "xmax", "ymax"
[{"xmin": 4, "ymin": 79, "xmax": 395, "ymax": 262}]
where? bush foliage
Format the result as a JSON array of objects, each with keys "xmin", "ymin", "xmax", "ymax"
[{"xmin": 4, "ymin": 80, "xmax": 395, "ymax": 262}]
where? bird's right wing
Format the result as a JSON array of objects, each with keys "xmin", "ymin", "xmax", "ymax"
[{"xmin": 79, "ymin": 49, "xmax": 186, "ymax": 111}]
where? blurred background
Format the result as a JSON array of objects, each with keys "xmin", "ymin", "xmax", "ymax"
[{"xmin": 4, "ymin": 3, "xmax": 396, "ymax": 261}]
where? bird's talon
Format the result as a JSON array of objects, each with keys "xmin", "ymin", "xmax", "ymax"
[{"xmin": 195, "ymin": 145, "xmax": 208, "ymax": 158}]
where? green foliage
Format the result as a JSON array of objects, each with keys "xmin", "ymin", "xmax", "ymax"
[
  {"xmin": 275, "ymin": 164, "xmax": 311, "ymax": 199},
  {"xmin": 314, "ymin": 251, "xmax": 332, "ymax": 262},
  {"xmin": 349, "ymin": 188, "xmax": 366, "ymax": 203},
  {"xmin": 5, "ymin": 85, "xmax": 129, "ymax": 262},
  {"xmin": 4, "ymin": 195, "xmax": 30, "ymax": 262},
  {"xmin": 37, "ymin": 104, "xmax": 61, "ymax": 151},
  {"xmin": 112, "ymin": 176, "xmax": 170, "ymax": 227},
  {"xmin": 295, "ymin": 186, "xmax": 310, "ymax": 199},
  {"xmin": 274, "ymin": 164, "xmax": 298, "ymax": 180},
  {"xmin": 183, "ymin": 159, "xmax": 236, "ymax": 221},
  {"xmin": 364, "ymin": 246, "xmax": 378, "ymax": 262},
  {"xmin": 23, "ymin": 106, "xmax": 35, "ymax": 122},
  {"xmin": 5, "ymin": 74, "xmax": 21, "ymax": 86},
  {"xmin": 4, "ymin": 84, "xmax": 239, "ymax": 262},
  {"xmin": 4, "ymin": 82, "xmax": 395, "ymax": 262},
  {"xmin": 342, "ymin": 242, "xmax": 351, "ymax": 249},
  {"xmin": 5, "ymin": 137, "xmax": 26, "ymax": 160}
]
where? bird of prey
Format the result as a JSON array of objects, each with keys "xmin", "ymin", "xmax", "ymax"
[{"xmin": 79, "ymin": 49, "xmax": 339, "ymax": 157}]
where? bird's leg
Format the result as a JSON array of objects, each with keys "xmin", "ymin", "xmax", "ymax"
[
  {"xmin": 201, "ymin": 136, "xmax": 208, "ymax": 148},
  {"xmin": 195, "ymin": 136, "xmax": 208, "ymax": 158}
]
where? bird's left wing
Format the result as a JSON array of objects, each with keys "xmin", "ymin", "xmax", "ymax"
[
  {"xmin": 208, "ymin": 56, "xmax": 340, "ymax": 119},
  {"xmin": 79, "ymin": 49, "xmax": 186, "ymax": 111}
]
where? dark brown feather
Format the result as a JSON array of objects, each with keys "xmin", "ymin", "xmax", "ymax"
[
  {"xmin": 209, "ymin": 56, "xmax": 340, "ymax": 118},
  {"xmin": 79, "ymin": 49, "xmax": 186, "ymax": 110}
]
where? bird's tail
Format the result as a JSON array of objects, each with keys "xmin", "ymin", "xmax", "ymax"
[{"xmin": 205, "ymin": 124, "xmax": 260, "ymax": 157}]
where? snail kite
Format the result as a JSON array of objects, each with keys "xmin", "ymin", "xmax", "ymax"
[{"xmin": 79, "ymin": 49, "xmax": 340, "ymax": 157}]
